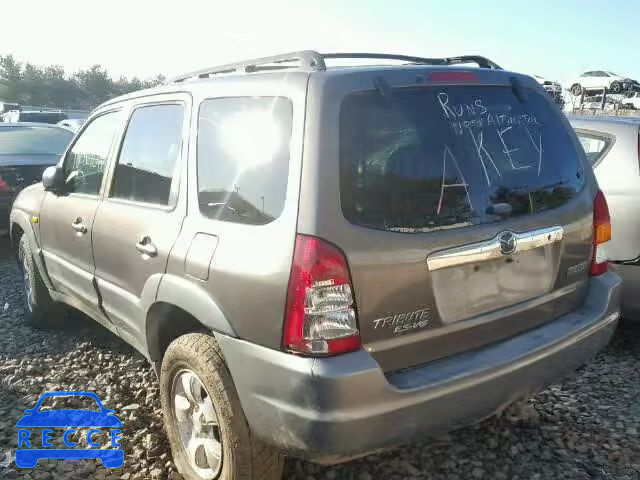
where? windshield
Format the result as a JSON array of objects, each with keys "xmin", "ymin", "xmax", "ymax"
[
  {"xmin": 0, "ymin": 126, "xmax": 73, "ymax": 155},
  {"xmin": 340, "ymin": 85, "xmax": 585, "ymax": 233}
]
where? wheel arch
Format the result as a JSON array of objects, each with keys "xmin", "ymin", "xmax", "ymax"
[
  {"xmin": 146, "ymin": 274, "xmax": 237, "ymax": 362},
  {"xmin": 9, "ymin": 211, "xmax": 53, "ymax": 290},
  {"xmin": 10, "ymin": 210, "xmax": 32, "ymax": 256},
  {"xmin": 10, "ymin": 221, "xmax": 24, "ymax": 258}
]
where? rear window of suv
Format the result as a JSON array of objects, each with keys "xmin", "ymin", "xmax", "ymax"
[{"xmin": 340, "ymin": 86, "xmax": 585, "ymax": 233}]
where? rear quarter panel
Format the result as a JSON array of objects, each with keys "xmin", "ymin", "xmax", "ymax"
[{"xmin": 164, "ymin": 73, "xmax": 309, "ymax": 350}]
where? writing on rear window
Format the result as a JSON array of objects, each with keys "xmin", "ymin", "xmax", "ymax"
[
  {"xmin": 437, "ymin": 93, "xmax": 541, "ymax": 133},
  {"xmin": 339, "ymin": 85, "xmax": 584, "ymax": 233}
]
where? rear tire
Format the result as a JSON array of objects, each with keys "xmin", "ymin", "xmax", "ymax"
[
  {"xmin": 160, "ymin": 333, "xmax": 284, "ymax": 480},
  {"xmin": 570, "ymin": 84, "xmax": 582, "ymax": 96},
  {"xmin": 18, "ymin": 234, "xmax": 61, "ymax": 328}
]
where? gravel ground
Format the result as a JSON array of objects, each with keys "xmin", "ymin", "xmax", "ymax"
[{"xmin": 0, "ymin": 236, "xmax": 639, "ymax": 480}]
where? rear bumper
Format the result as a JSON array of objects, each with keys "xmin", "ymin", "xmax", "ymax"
[{"xmin": 217, "ymin": 272, "xmax": 621, "ymax": 464}]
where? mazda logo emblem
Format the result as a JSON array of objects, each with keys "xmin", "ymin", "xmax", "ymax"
[{"xmin": 498, "ymin": 231, "xmax": 517, "ymax": 255}]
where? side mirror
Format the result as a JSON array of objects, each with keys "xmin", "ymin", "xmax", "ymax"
[{"xmin": 42, "ymin": 166, "xmax": 64, "ymax": 192}]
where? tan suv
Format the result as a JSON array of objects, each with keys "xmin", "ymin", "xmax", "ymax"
[{"xmin": 10, "ymin": 51, "xmax": 621, "ymax": 480}]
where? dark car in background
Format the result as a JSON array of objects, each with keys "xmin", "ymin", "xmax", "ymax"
[
  {"xmin": 0, "ymin": 123, "xmax": 73, "ymax": 232},
  {"xmin": 3, "ymin": 110, "xmax": 68, "ymax": 124}
]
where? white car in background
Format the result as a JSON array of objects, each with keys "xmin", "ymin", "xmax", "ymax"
[
  {"xmin": 622, "ymin": 91, "xmax": 640, "ymax": 109},
  {"xmin": 534, "ymin": 75, "xmax": 563, "ymax": 104},
  {"xmin": 568, "ymin": 70, "xmax": 636, "ymax": 96},
  {"xmin": 56, "ymin": 118, "xmax": 85, "ymax": 133},
  {"xmin": 579, "ymin": 95, "xmax": 619, "ymax": 111}
]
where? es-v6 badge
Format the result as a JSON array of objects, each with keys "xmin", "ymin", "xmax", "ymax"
[{"xmin": 372, "ymin": 308, "xmax": 431, "ymax": 334}]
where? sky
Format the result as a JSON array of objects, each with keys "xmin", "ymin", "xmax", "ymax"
[{"xmin": 3, "ymin": 0, "xmax": 639, "ymax": 83}]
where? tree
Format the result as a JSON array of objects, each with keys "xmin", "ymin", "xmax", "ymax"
[
  {"xmin": 0, "ymin": 55, "xmax": 23, "ymax": 102},
  {"xmin": 73, "ymin": 65, "xmax": 114, "ymax": 108},
  {"xmin": 0, "ymin": 54, "xmax": 163, "ymax": 109},
  {"xmin": 0, "ymin": 54, "xmax": 22, "ymax": 81}
]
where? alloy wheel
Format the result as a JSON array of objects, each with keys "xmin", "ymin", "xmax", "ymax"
[
  {"xmin": 171, "ymin": 369, "xmax": 222, "ymax": 479},
  {"xmin": 22, "ymin": 256, "xmax": 33, "ymax": 313}
]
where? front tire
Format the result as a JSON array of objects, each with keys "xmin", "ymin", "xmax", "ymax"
[
  {"xmin": 160, "ymin": 333, "xmax": 284, "ymax": 480},
  {"xmin": 570, "ymin": 83, "xmax": 582, "ymax": 96},
  {"xmin": 18, "ymin": 234, "xmax": 60, "ymax": 328}
]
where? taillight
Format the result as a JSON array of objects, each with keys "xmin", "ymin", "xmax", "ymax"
[
  {"xmin": 283, "ymin": 234, "xmax": 360, "ymax": 356},
  {"xmin": 590, "ymin": 190, "xmax": 611, "ymax": 276},
  {"xmin": 0, "ymin": 174, "xmax": 11, "ymax": 194},
  {"xmin": 430, "ymin": 71, "xmax": 478, "ymax": 83}
]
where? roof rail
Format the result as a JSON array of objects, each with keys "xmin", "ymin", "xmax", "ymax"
[
  {"xmin": 166, "ymin": 51, "xmax": 326, "ymax": 84},
  {"xmin": 321, "ymin": 53, "xmax": 502, "ymax": 70},
  {"xmin": 164, "ymin": 50, "xmax": 502, "ymax": 84}
]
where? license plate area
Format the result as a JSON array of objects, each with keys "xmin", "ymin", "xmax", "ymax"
[{"xmin": 427, "ymin": 227, "xmax": 563, "ymax": 324}]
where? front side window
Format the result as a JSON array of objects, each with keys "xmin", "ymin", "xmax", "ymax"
[
  {"xmin": 340, "ymin": 86, "xmax": 585, "ymax": 233},
  {"xmin": 577, "ymin": 132, "xmax": 612, "ymax": 166},
  {"xmin": 197, "ymin": 97, "xmax": 293, "ymax": 225},
  {"xmin": 64, "ymin": 111, "xmax": 122, "ymax": 195},
  {"xmin": 111, "ymin": 104, "xmax": 184, "ymax": 206}
]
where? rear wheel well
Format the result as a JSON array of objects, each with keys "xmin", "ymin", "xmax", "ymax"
[{"xmin": 146, "ymin": 302, "xmax": 209, "ymax": 362}]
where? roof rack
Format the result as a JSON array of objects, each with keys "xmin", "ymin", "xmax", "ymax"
[
  {"xmin": 165, "ymin": 50, "xmax": 502, "ymax": 84},
  {"xmin": 321, "ymin": 53, "xmax": 502, "ymax": 70}
]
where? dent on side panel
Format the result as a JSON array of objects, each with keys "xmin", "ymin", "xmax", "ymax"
[{"xmin": 96, "ymin": 273, "xmax": 164, "ymax": 337}]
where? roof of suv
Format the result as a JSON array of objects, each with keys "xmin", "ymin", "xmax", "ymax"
[{"xmin": 97, "ymin": 50, "xmax": 545, "ymax": 110}]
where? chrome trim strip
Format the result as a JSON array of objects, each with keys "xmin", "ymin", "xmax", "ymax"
[{"xmin": 427, "ymin": 226, "xmax": 564, "ymax": 271}]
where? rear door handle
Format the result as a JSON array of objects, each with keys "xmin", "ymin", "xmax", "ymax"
[
  {"xmin": 71, "ymin": 218, "xmax": 88, "ymax": 235},
  {"xmin": 136, "ymin": 237, "xmax": 158, "ymax": 257}
]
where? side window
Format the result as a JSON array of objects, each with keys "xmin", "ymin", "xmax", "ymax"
[
  {"xmin": 197, "ymin": 97, "xmax": 293, "ymax": 225},
  {"xmin": 64, "ymin": 111, "xmax": 122, "ymax": 195},
  {"xmin": 111, "ymin": 104, "xmax": 184, "ymax": 206},
  {"xmin": 577, "ymin": 132, "xmax": 612, "ymax": 166}
]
